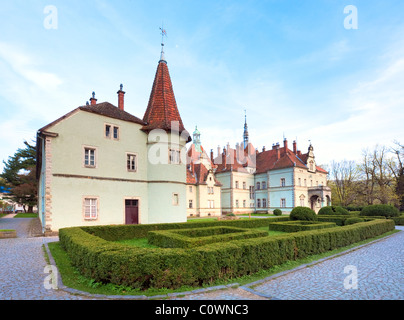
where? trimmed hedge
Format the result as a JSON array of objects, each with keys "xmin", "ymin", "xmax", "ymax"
[
  {"xmin": 318, "ymin": 215, "xmax": 385, "ymax": 226},
  {"xmin": 268, "ymin": 221, "xmax": 337, "ymax": 233},
  {"xmin": 318, "ymin": 206, "xmax": 349, "ymax": 215},
  {"xmin": 290, "ymin": 207, "xmax": 317, "ymax": 221},
  {"xmin": 80, "ymin": 217, "xmax": 290, "ymax": 241},
  {"xmin": 391, "ymin": 216, "xmax": 404, "ymax": 226},
  {"xmin": 360, "ymin": 204, "xmax": 400, "ymax": 218},
  {"xmin": 273, "ymin": 209, "xmax": 282, "ymax": 216},
  {"xmin": 344, "ymin": 217, "xmax": 365, "ymax": 225},
  {"xmin": 59, "ymin": 219, "xmax": 395, "ymax": 290},
  {"xmin": 148, "ymin": 227, "xmax": 268, "ymax": 248}
]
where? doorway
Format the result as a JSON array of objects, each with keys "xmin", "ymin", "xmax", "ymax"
[{"xmin": 125, "ymin": 199, "xmax": 139, "ymax": 224}]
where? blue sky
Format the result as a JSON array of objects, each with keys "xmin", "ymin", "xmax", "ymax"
[{"xmin": 0, "ymin": 0, "xmax": 403, "ymax": 171}]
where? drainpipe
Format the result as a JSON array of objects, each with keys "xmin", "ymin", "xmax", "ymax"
[{"xmin": 37, "ymin": 133, "xmax": 46, "ymax": 234}]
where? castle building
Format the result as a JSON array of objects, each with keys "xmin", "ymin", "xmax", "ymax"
[
  {"xmin": 208, "ymin": 117, "xmax": 331, "ymax": 215},
  {"xmin": 186, "ymin": 127, "xmax": 222, "ymax": 217},
  {"xmin": 36, "ymin": 47, "xmax": 191, "ymax": 233}
]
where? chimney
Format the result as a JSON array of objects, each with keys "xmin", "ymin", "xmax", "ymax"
[
  {"xmin": 89, "ymin": 91, "xmax": 97, "ymax": 105},
  {"xmin": 222, "ymin": 147, "xmax": 227, "ymax": 167},
  {"xmin": 293, "ymin": 140, "xmax": 297, "ymax": 154},
  {"xmin": 210, "ymin": 149, "xmax": 214, "ymax": 163},
  {"xmin": 117, "ymin": 84, "xmax": 125, "ymax": 111},
  {"xmin": 262, "ymin": 146, "xmax": 266, "ymax": 152},
  {"xmin": 276, "ymin": 143, "xmax": 280, "ymax": 159},
  {"xmin": 283, "ymin": 138, "xmax": 288, "ymax": 154}
]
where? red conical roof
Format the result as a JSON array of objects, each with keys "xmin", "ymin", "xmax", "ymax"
[{"xmin": 142, "ymin": 59, "xmax": 191, "ymax": 142}]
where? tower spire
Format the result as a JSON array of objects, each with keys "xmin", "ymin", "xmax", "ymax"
[
  {"xmin": 243, "ymin": 109, "xmax": 249, "ymax": 149},
  {"xmin": 159, "ymin": 24, "xmax": 167, "ymax": 62}
]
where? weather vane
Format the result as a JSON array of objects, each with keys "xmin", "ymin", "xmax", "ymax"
[{"xmin": 159, "ymin": 24, "xmax": 167, "ymax": 47}]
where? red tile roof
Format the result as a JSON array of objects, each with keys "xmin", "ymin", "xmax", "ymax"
[
  {"xmin": 142, "ymin": 60, "xmax": 191, "ymax": 142},
  {"xmin": 39, "ymin": 102, "xmax": 145, "ymax": 132},
  {"xmin": 213, "ymin": 144, "xmax": 328, "ymax": 174}
]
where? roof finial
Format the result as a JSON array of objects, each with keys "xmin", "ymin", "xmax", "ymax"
[{"xmin": 159, "ymin": 24, "xmax": 167, "ymax": 62}]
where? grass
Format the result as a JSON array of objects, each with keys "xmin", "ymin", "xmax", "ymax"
[
  {"xmin": 113, "ymin": 227, "xmax": 286, "ymax": 248},
  {"xmin": 0, "ymin": 229, "xmax": 15, "ymax": 232},
  {"xmin": 14, "ymin": 213, "xmax": 38, "ymax": 218},
  {"xmin": 47, "ymin": 226, "xmax": 400, "ymax": 298}
]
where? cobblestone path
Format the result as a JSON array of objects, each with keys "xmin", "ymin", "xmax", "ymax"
[{"xmin": 0, "ymin": 217, "xmax": 403, "ymax": 300}]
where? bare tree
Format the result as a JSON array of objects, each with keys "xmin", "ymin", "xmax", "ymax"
[
  {"xmin": 389, "ymin": 141, "xmax": 404, "ymax": 210},
  {"xmin": 329, "ymin": 159, "xmax": 359, "ymax": 206},
  {"xmin": 360, "ymin": 145, "xmax": 397, "ymax": 205}
]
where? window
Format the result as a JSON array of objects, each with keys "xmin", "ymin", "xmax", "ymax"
[
  {"xmin": 189, "ymin": 186, "xmax": 193, "ymax": 193},
  {"xmin": 208, "ymin": 200, "xmax": 215, "ymax": 208},
  {"xmin": 169, "ymin": 149, "xmax": 180, "ymax": 164},
  {"xmin": 249, "ymin": 186, "xmax": 254, "ymax": 199},
  {"xmin": 235, "ymin": 200, "xmax": 239, "ymax": 208},
  {"xmin": 105, "ymin": 124, "xmax": 119, "ymax": 140},
  {"xmin": 311, "ymin": 180, "xmax": 313, "ymax": 187},
  {"xmin": 172, "ymin": 193, "xmax": 179, "ymax": 206},
  {"xmin": 188, "ymin": 200, "xmax": 193, "ymax": 209},
  {"xmin": 84, "ymin": 147, "xmax": 96, "ymax": 167},
  {"xmin": 243, "ymin": 200, "xmax": 246, "ymax": 208},
  {"xmin": 208, "ymin": 187, "xmax": 214, "ymax": 194},
  {"xmin": 243, "ymin": 181, "xmax": 246, "ymax": 189},
  {"xmin": 281, "ymin": 198, "xmax": 286, "ymax": 208},
  {"xmin": 304, "ymin": 179, "xmax": 307, "ymax": 186},
  {"xmin": 84, "ymin": 198, "xmax": 98, "ymax": 220},
  {"xmin": 298, "ymin": 178, "xmax": 301, "ymax": 186},
  {"xmin": 281, "ymin": 178, "xmax": 286, "ymax": 187},
  {"xmin": 256, "ymin": 182, "xmax": 260, "ymax": 190},
  {"xmin": 263, "ymin": 198, "xmax": 267, "ymax": 208},
  {"xmin": 257, "ymin": 199, "xmax": 261, "ymax": 208},
  {"xmin": 127, "ymin": 153, "xmax": 137, "ymax": 172},
  {"xmin": 235, "ymin": 181, "xmax": 239, "ymax": 189},
  {"xmin": 309, "ymin": 160, "xmax": 314, "ymax": 172},
  {"xmin": 105, "ymin": 125, "xmax": 111, "ymax": 138},
  {"xmin": 262, "ymin": 181, "xmax": 266, "ymax": 189},
  {"xmin": 113, "ymin": 126, "xmax": 119, "ymax": 139}
]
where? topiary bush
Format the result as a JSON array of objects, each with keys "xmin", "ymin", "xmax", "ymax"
[
  {"xmin": 360, "ymin": 204, "xmax": 400, "ymax": 218},
  {"xmin": 318, "ymin": 206, "xmax": 349, "ymax": 215},
  {"xmin": 290, "ymin": 206, "xmax": 317, "ymax": 221},
  {"xmin": 273, "ymin": 209, "xmax": 282, "ymax": 216}
]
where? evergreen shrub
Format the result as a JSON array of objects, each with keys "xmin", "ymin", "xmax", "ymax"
[
  {"xmin": 273, "ymin": 209, "xmax": 282, "ymax": 216},
  {"xmin": 360, "ymin": 204, "xmax": 400, "ymax": 218},
  {"xmin": 318, "ymin": 206, "xmax": 349, "ymax": 215},
  {"xmin": 290, "ymin": 206, "xmax": 317, "ymax": 221}
]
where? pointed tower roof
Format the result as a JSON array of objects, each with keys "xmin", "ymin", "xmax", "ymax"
[{"xmin": 142, "ymin": 46, "xmax": 191, "ymax": 142}]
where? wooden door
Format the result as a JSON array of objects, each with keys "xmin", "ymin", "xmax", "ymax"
[{"xmin": 125, "ymin": 199, "xmax": 139, "ymax": 224}]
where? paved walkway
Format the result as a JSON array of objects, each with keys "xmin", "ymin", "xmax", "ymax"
[{"xmin": 0, "ymin": 217, "xmax": 403, "ymax": 300}]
